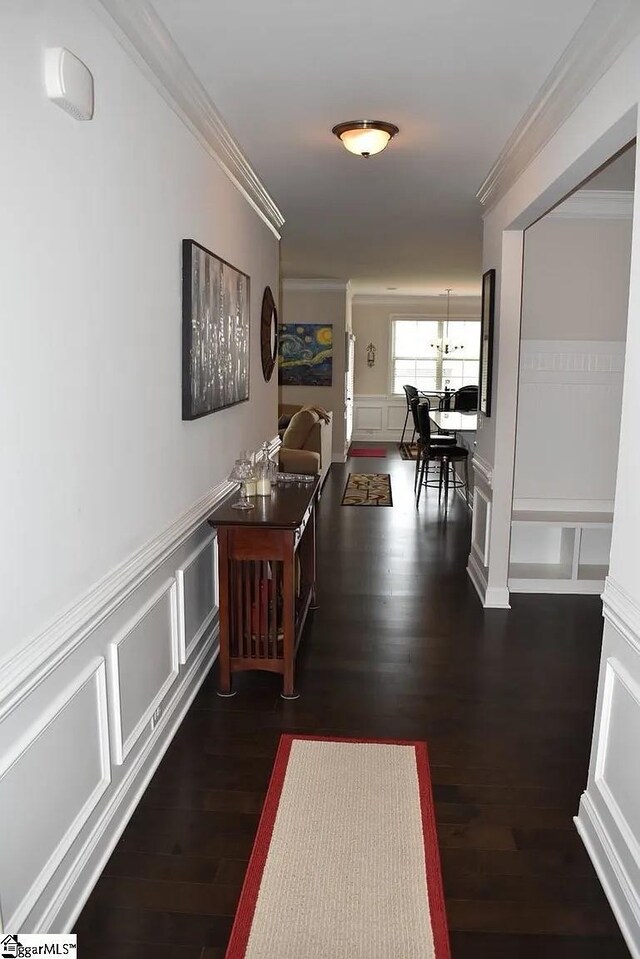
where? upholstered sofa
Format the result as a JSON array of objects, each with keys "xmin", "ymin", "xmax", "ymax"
[{"xmin": 278, "ymin": 404, "xmax": 333, "ymax": 489}]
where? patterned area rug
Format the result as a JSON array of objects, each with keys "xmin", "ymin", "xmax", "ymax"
[
  {"xmin": 399, "ymin": 442, "xmax": 419, "ymax": 461},
  {"xmin": 341, "ymin": 473, "xmax": 393, "ymax": 506},
  {"xmin": 224, "ymin": 735, "xmax": 450, "ymax": 959}
]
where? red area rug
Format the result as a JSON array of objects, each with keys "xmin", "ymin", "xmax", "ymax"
[
  {"xmin": 225, "ymin": 734, "xmax": 450, "ymax": 958},
  {"xmin": 349, "ymin": 446, "xmax": 387, "ymax": 457}
]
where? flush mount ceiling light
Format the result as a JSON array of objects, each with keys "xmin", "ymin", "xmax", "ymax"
[{"xmin": 331, "ymin": 120, "xmax": 399, "ymax": 158}]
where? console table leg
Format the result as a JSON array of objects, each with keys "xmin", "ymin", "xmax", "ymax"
[
  {"xmin": 281, "ymin": 547, "xmax": 298, "ymax": 699},
  {"xmin": 216, "ymin": 530, "xmax": 236, "ymax": 697}
]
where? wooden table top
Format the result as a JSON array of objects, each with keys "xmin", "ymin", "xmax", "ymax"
[{"xmin": 207, "ymin": 476, "xmax": 320, "ymax": 529}]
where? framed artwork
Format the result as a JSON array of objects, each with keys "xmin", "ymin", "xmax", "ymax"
[
  {"xmin": 479, "ymin": 268, "xmax": 495, "ymax": 416},
  {"xmin": 182, "ymin": 239, "xmax": 250, "ymax": 420},
  {"xmin": 278, "ymin": 323, "xmax": 333, "ymax": 386}
]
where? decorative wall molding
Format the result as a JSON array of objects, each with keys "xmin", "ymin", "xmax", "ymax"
[
  {"xmin": 0, "ymin": 479, "xmax": 234, "ymax": 721},
  {"xmin": 282, "ymin": 279, "xmax": 349, "ymax": 293},
  {"xmin": 471, "ymin": 485, "xmax": 492, "ymax": 566},
  {"xmin": 352, "ymin": 395, "xmax": 406, "ymax": 441},
  {"xmin": 548, "ymin": 189, "xmax": 634, "ymax": 219},
  {"xmin": 467, "ymin": 551, "xmax": 488, "ymax": 606},
  {"xmin": 94, "ymin": 0, "xmax": 284, "ymax": 237},
  {"xmin": 513, "ymin": 497, "xmax": 616, "ymax": 512},
  {"xmin": 576, "ymin": 793, "xmax": 640, "ymax": 958},
  {"xmin": 0, "ymin": 660, "xmax": 111, "ymax": 930},
  {"xmin": 471, "ymin": 453, "xmax": 493, "ymax": 489},
  {"xmin": 594, "ymin": 657, "xmax": 640, "ymax": 872},
  {"xmin": 353, "ymin": 294, "xmax": 481, "ymax": 310},
  {"xmin": 520, "ymin": 340, "xmax": 625, "ymax": 385},
  {"xmin": 476, "ymin": 0, "xmax": 640, "ymax": 210},
  {"xmin": 176, "ymin": 532, "xmax": 218, "ymax": 665},
  {"xmin": 42, "ymin": 633, "xmax": 216, "ymax": 933},
  {"xmin": 603, "ymin": 577, "xmax": 640, "ymax": 658},
  {"xmin": 106, "ymin": 580, "xmax": 180, "ymax": 766}
]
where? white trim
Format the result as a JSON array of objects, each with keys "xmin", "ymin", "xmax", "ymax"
[
  {"xmin": 106, "ymin": 579, "xmax": 180, "ymax": 766},
  {"xmin": 471, "ymin": 486, "xmax": 492, "ymax": 566},
  {"xmin": 576, "ymin": 793, "xmax": 640, "ymax": 959},
  {"xmin": 175, "ymin": 531, "xmax": 217, "ymax": 664},
  {"xmin": 476, "ymin": 0, "xmax": 640, "ymax": 210},
  {"xmin": 471, "ymin": 453, "xmax": 493, "ymax": 489},
  {"xmin": 353, "ymin": 294, "xmax": 481, "ymax": 309},
  {"xmin": 484, "ymin": 586, "xmax": 512, "ymax": 609},
  {"xmin": 548, "ymin": 189, "xmax": 634, "ymax": 219},
  {"xmin": 0, "ymin": 660, "xmax": 111, "ymax": 931},
  {"xmin": 513, "ymin": 497, "xmax": 615, "ymax": 512},
  {"xmin": 0, "ymin": 479, "xmax": 234, "ymax": 721},
  {"xmin": 40, "ymin": 633, "xmax": 217, "ymax": 933},
  {"xmin": 603, "ymin": 576, "xmax": 640, "ymax": 658},
  {"xmin": 282, "ymin": 279, "xmax": 348, "ymax": 293},
  {"xmin": 594, "ymin": 658, "xmax": 640, "ymax": 872},
  {"xmin": 467, "ymin": 551, "xmax": 489, "ymax": 607},
  {"xmin": 93, "ymin": 0, "xmax": 283, "ymax": 236}
]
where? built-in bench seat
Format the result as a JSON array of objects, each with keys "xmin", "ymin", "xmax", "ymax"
[{"xmin": 509, "ymin": 510, "xmax": 613, "ymax": 594}]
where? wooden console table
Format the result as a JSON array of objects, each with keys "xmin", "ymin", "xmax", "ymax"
[{"xmin": 207, "ymin": 476, "xmax": 319, "ymax": 698}]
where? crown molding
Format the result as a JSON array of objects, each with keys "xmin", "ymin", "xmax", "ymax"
[
  {"xmin": 282, "ymin": 279, "xmax": 349, "ymax": 293},
  {"xmin": 477, "ymin": 0, "xmax": 640, "ymax": 211},
  {"xmin": 547, "ymin": 189, "xmax": 634, "ymax": 219},
  {"xmin": 352, "ymin": 294, "xmax": 481, "ymax": 309},
  {"xmin": 94, "ymin": 0, "xmax": 284, "ymax": 237}
]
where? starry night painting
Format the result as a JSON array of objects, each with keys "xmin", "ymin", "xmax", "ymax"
[{"xmin": 278, "ymin": 323, "xmax": 333, "ymax": 386}]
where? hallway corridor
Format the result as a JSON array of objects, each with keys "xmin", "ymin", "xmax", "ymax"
[{"xmin": 76, "ymin": 446, "xmax": 631, "ymax": 957}]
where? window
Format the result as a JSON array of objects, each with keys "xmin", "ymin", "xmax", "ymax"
[{"xmin": 391, "ymin": 317, "xmax": 480, "ymax": 395}]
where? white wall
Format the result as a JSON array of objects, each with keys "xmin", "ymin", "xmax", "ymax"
[
  {"xmin": 352, "ymin": 296, "xmax": 481, "ymax": 396},
  {"xmin": 279, "ymin": 284, "xmax": 347, "ymax": 459},
  {"xmin": 0, "ymin": 0, "xmax": 279, "ymax": 933},
  {"xmin": 0, "ymin": 0, "xmax": 279, "ymax": 662},
  {"xmin": 522, "ymin": 217, "xmax": 632, "ymax": 341},
  {"xmin": 513, "ymin": 216, "xmax": 631, "ymax": 509},
  {"xmin": 473, "ymin": 20, "xmax": 640, "ymax": 954}
]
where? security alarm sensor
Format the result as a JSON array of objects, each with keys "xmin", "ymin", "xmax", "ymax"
[{"xmin": 45, "ymin": 47, "xmax": 94, "ymax": 120}]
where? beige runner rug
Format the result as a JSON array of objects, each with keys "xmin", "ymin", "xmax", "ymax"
[{"xmin": 225, "ymin": 735, "xmax": 450, "ymax": 959}]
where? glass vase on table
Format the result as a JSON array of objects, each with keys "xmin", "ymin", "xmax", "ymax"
[{"xmin": 229, "ymin": 455, "xmax": 256, "ymax": 510}]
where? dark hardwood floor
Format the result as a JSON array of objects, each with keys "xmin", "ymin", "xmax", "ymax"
[{"xmin": 75, "ymin": 444, "xmax": 631, "ymax": 957}]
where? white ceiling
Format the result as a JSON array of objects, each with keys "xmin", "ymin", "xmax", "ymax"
[{"xmin": 151, "ymin": 0, "xmax": 596, "ymax": 295}]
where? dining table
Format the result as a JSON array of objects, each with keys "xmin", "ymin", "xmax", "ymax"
[
  {"xmin": 429, "ymin": 409, "xmax": 477, "ymax": 500},
  {"xmin": 430, "ymin": 410, "xmax": 478, "ymax": 433}
]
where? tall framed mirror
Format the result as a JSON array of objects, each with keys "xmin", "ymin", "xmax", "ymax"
[{"xmin": 260, "ymin": 286, "xmax": 278, "ymax": 382}]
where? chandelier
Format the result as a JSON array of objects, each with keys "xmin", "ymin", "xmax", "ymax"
[{"xmin": 431, "ymin": 289, "xmax": 464, "ymax": 354}]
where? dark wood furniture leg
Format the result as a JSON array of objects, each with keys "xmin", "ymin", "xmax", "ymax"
[{"xmin": 216, "ymin": 529, "xmax": 235, "ymax": 697}]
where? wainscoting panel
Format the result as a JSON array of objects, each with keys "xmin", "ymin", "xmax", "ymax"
[
  {"xmin": 0, "ymin": 660, "xmax": 110, "ymax": 931},
  {"xmin": 107, "ymin": 580, "xmax": 179, "ymax": 766},
  {"xmin": 514, "ymin": 340, "xmax": 625, "ymax": 505},
  {"xmin": 176, "ymin": 531, "xmax": 218, "ymax": 664},
  {"xmin": 352, "ymin": 395, "xmax": 406, "ymax": 441},
  {"xmin": 576, "ymin": 580, "xmax": 640, "ymax": 957},
  {"xmin": 0, "ymin": 481, "xmax": 229, "ymax": 933}
]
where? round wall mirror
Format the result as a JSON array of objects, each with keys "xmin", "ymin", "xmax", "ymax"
[{"xmin": 260, "ymin": 286, "xmax": 278, "ymax": 382}]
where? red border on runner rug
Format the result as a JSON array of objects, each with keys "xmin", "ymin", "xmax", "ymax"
[
  {"xmin": 224, "ymin": 734, "xmax": 451, "ymax": 959},
  {"xmin": 349, "ymin": 446, "xmax": 387, "ymax": 457}
]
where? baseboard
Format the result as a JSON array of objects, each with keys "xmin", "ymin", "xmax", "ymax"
[
  {"xmin": 467, "ymin": 554, "xmax": 510, "ymax": 607},
  {"xmin": 513, "ymin": 497, "xmax": 615, "ymax": 512},
  {"xmin": 42, "ymin": 629, "xmax": 218, "ymax": 933},
  {"xmin": 467, "ymin": 552, "xmax": 488, "ymax": 605},
  {"xmin": 576, "ymin": 793, "xmax": 640, "ymax": 959}
]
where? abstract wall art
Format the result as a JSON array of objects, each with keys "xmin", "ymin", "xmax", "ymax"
[
  {"xmin": 278, "ymin": 323, "xmax": 333, "ymax": 386},
  {"xmin": 182, "ymin": 239, "xmax": 250, "ymax": 419}
]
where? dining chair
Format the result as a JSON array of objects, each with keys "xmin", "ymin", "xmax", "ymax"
[
  {"xmin": 401, "ymin": 385, "xmax": 420, "ymax": 446},
  {"xmin": 415, "ymin": 401, "xmax": 470, "ymax": 507},
  {"xmin": 453, "ymin": 385, "xmax": 479, "ymax": 411},
  {"xmin": 410, "ymin": 398, "xmax": 455, "ymax": 492}
]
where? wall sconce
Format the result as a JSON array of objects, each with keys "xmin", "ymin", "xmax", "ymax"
[{"xmin": 366, "ymin": 343, "xmax": 377, "ymax": 367}]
